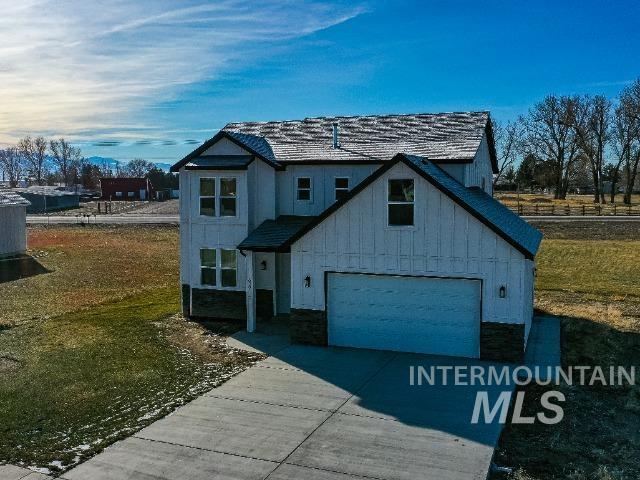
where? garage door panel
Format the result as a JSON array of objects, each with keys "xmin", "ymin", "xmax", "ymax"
[{"xmin": 327, "ymin": 273, "xmax": 481, "ymax": 358}]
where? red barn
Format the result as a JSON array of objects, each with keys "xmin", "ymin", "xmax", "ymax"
[{"xmin": 100, "ymin": 178, "xmax": 154, "ymax": 201}]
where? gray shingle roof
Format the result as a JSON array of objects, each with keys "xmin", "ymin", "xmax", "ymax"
[
  {"xmin": 401, "ymin": 154, "xmax": 542, "ymax": 258},
  {"xmin": 15, "ymin": 186, "xmax": 79, "ymax": 197},
  {"xmin": 225, "ymin": 132, "xmax": 277, "ymax": 163},
  {"xmin": 238, "ymin": 216, "xmax": 317, "ymax": 252},
  {"xmin": 223, "ymin": 112, "xmax": 492, "ymax": 165},
  {"xmin": 0, "ymin": 190, "xmax": 31, "ymax": 206}
]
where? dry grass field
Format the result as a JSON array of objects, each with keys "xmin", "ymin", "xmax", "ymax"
[
  {"xmin": 0, "ymin": 226, "xmax": 261, "ymax": 475},
  {"xmin": 2, "ymin": 223, "xmax": 639, "ymax": 477},
  {"xmin": 493, "ymin": 222, "xmax": 640, "ymax": 480}
]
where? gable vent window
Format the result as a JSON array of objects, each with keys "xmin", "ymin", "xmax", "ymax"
[
  {"xmin": 335, "ymin": 177, "xmax": 350, "ymax": 200},
  {"xmin": 388, "ymin": 179, "xmax": 415, "ymax": 226},
  {"xmin": 297, "ymin": 177, "xmax": 312, "ymax": 201}
]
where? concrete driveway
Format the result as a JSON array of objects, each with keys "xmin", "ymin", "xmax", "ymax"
[{"xmin": 62, "ymin": 330, "xmax": 516, "ymax": 480}]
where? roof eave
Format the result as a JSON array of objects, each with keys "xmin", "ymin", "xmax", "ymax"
[{"xmin": 398, "ymin": 156, "xmax": 536, "ymax": 259}]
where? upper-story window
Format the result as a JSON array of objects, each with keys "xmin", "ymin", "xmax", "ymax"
[
  {"xmin": 200, "ymin": 178, "xmax": 216, "ymax": 216},
  {"xmin": 220, "ymin": 178, "xmax": 237, "ymax": 216},
  {"xmin": 297, "ymin": 177, "xmax": 312, "ymax": 201},
  {"xmin": 200, "ymin": 177, "xmax": 236, "ymax": 217},
  {"xmin": 388, "ymin": 179, "xmax": 414, "ymax": 226},
  {"xmin": 335, "ymin": 177, "xmax": 350, "ymax": 200}
]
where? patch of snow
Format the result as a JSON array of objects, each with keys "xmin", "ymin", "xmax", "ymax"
[{"xmin": 29, "ymin": 466, "xmax": 52, "ymax": 474}]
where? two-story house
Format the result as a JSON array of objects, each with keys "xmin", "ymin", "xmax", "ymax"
[{"xmin": 170, "ymin": 112, "xmax": 542, "ymax": 362}]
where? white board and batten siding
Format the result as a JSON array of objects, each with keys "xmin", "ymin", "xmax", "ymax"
[
  {"xmin": 179, "ymin": 137, "xmax": 278, "ymax": 293},
  {"xmin": 0, "ymin": 204, "xmax": 27, "ymax": 257},
  {"xmin": 466, "ymin": 135, "xmax": 494, "ymax": 195},
  {"xmin": 290, "ymin": 162, "xmax": 534, "ymax": 337},
  {"xmin": 276, "ymin": 164, "xmax": 378, "ymax": 216}
]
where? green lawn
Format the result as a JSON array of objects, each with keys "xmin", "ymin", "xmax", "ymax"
[
  {"xmin": 493, "ymin": 230, "xmax": 640, "ymax": 480},
  {"xmin": 0, "ymin": 226, "xmax": 261, "ymax": 475}
]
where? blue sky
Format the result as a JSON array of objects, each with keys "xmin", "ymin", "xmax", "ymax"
[{"xmin": 1, "ymin": 0, "xmax": 639, "ymax": 164}]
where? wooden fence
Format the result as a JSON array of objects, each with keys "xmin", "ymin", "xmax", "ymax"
[{"xmin": 507, "ymin": 204, "xmax": 640, "ymax": 216}]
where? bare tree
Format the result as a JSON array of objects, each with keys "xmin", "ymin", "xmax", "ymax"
[
  {"xmin": 521, "ymin": 95, "xmax": 581, "ymax": 199},
  {"xmin": 611, "ymin": 86, "xmax": 640, "ymax": 203},
  {"xmin": 125, "ymin": 158, "xmax": 155, "ymax": 177},
  {"xmin": 49, "ymin": 138, "xmax": 83, "ymax": 186},
  {"xmin": 491, "ymin": 118, "xmax": 521, "ymax": 186},
  {"xmin": 616, "ymin": 79, "xmax": 640, "ymax": 204},
  {"xmin": 570, "ymin": 95, "xmax": 612, "ymax": 203},
  {"xmin": 17, "ymin": 136, "xmax": 49, "ymax": 186},
  {"xmin": 0, "ymin": 147, "xmax": 25, "ymax": 187}
]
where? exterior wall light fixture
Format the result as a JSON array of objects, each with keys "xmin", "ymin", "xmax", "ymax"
[
  {"xmin": 304, "ymin": 275, "xmax": 311, "ymax": 288},
  {"xmin": 499, "ymin": 285, "xmax": 507, "ymax": 298}
]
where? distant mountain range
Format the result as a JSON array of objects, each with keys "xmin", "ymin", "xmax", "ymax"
[{"xmin": 86, "ymin": 156, "xmax": 172, "ymax": 172}]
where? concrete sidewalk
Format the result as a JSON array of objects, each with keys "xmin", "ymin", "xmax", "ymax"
[{"xmin": 0, "ymin": 465, "xmax": 52, "ymax": 480}]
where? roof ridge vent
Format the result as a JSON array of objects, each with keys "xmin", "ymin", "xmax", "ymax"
[{"xmin": 332, "ymin": 123, "xmax": 340, "ymax": 149}]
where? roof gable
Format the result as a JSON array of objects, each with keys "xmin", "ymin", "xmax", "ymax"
[
  {"xmin": 170, "ymin": 131, "xmax": 281, "ymax": 172},
  {"xmin": 286, "ymin": 154, "xmax": 541, "ymax": 259},
  {"xmin": 399, "ymin": 154, "xmax": 542, "ymax": 258}
]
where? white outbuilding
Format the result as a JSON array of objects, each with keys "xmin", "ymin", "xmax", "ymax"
[{"xmin": 0, "ymin": 190, "xmax": 30, "ymax": 257}]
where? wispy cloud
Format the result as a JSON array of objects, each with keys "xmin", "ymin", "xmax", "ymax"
[
  {"xmin": 0, "ymin": 0, "xmax": 365, "ymax": 144},
  {"xmin": 580, "ymin": 79, "xmax": 634, "ymax": 89}
]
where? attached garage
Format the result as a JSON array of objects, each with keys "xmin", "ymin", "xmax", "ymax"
[
  {"xmin": 327, "ymin": 273, "xmax": 481, "ymax": 358},
  {"xmin": 288, "ymin": 154, "xmax": 542, "ymax": 363}
]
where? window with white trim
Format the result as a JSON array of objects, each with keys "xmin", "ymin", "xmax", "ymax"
[
  {"xmin": 200, "ymin": 249, "xmax": 216, "ymax": 286},
  {"xmin": 128, "ymin": 191, "xmax": 135, "ymax": 198},
  {"xmin": 219, "ymin": 178, "xmax": 237, "ymax": 216},
  {"xmin": 199, "ymin": 177, "xmax": 237, "ymax": 217},
  {"xmin": 199, "ymin": 178, "xmax": 216, "ymax": 216},
  {"xmin": 220, "ymin": 249, "xmax": 237, "ymax": 287},
  {"xmin": 388, "ymin": 179, "xmax": 414, "ymax": 226},
  {"xmin": 115, "ymin": 191, "xmax": 123, "ymax": 198},
  {"xmin": 296, "ymin": 177, "xmax": 311, "ymax": 201},
  {"xmin": 334, "ymin": 177, "xmax": 350, "ymax": 200},
  {"xmin": 199, "ymin": 248, "xmax": 237, "ymax": 287}
]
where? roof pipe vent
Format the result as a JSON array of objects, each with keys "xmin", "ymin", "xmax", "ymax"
[{"xmin": 332, "ymin": 123, "xmax": 340, "ymax": 149}]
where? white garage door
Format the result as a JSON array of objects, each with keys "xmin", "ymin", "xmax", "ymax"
[{"xmin": 327, "ymin": 273, "xmax": 481, "ymax": 358}]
